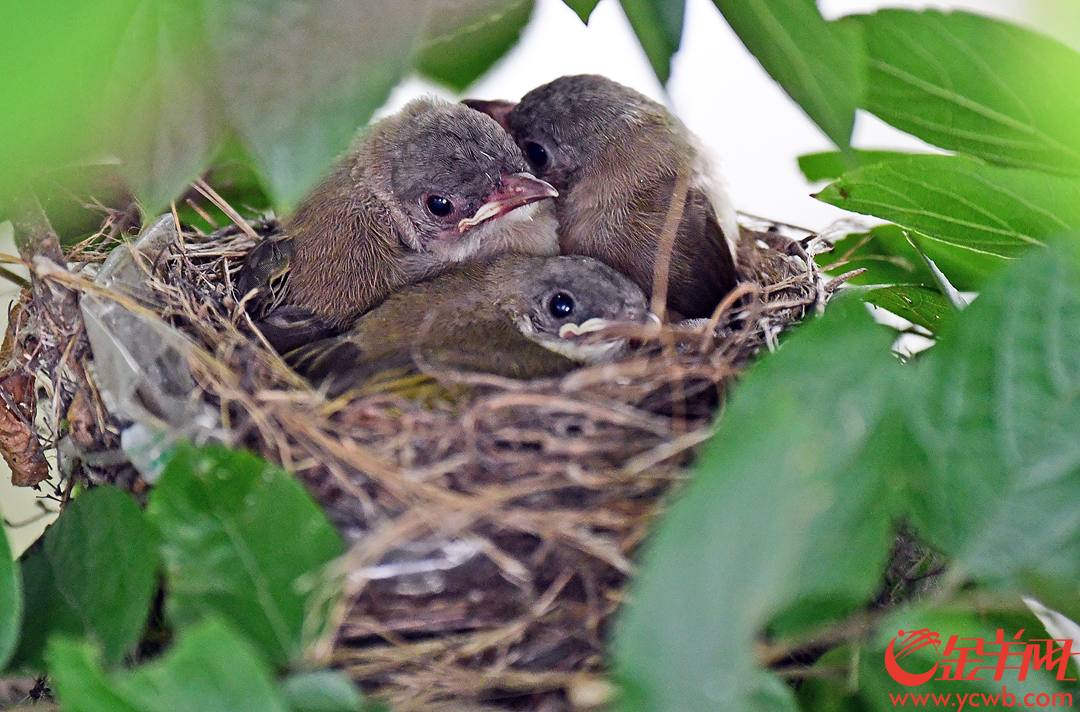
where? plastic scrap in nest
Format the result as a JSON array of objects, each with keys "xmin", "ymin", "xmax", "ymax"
[
  {"xmin": 0, "ymin": 206, "xmax": 848, "ymax": 711},
  {"xmin": 80, "ymin": 215, "xmax": 223, "ymax": 478}
]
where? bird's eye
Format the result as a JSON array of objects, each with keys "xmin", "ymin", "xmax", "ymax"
[
  {"xmin": 426, "ymin": 195, "xmax": 454, "ymax": 217},
  {"xmin": 548, "ymin": 292, "xmax": 574, "ymax": 318},
  {"xmin": 524, "ymin": 141, "xmax": 548, "ymax": 168}
]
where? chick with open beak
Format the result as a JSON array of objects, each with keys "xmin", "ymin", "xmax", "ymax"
[
  {"xmin": 286, "ymin": 254, "xmax": 654, "ymax": 394},
  {"xmin": 237, "ymin": 97, "xmax": 559, "ymax": 352}
]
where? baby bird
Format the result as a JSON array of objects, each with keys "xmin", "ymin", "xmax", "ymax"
[
  {"xmin": 287, "ymin": 254, "xmax": 652, "ymax": 395},
  {"xmin": 238, "ymin": 97, "xmax": 560, "ymax": 351},
  {"xmin": 465, "ymin": 74, "xmax": 740, "ymax": 320}
]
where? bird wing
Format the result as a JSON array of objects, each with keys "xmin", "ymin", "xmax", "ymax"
[
  {"xmin": 236, "ymin": 234, "xmax": 294, "ymax": 316},
  {"xmin": 666, "ymin": 185, "xmax": 740, "ymax": 319},
  {"xmin": 236, "ymin": 235, "xmax": 341, "ymax": 352}
]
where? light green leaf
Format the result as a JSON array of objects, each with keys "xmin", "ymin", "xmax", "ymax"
[
  {"xmin": 798, "ymin": 149, "xmax": 917, "ymax": 182},
  {"xmin": 48, "ymin": 618, "xmax": 290, "ymax": 712},
  {"xmin": 0, "ymin": 1, "xmax": 141, "ymax": 198},
  {"xmin": 855, "ymin": 9, "xmax": 1080, "ymax": 174},
  {"xmin": 615, "ymin": 298, "xmax": 905, "ymax": 712},
  {"xmin": 108, "ymin": 1, "xmax": 223, "ymax": 214},
  {"xmin": 906, "ymin": 238, "xmax": 1080, "ymax": 585},
  {"xmin": 280, "ymin": 670, "xmax": 365, "ymax": 712},
  {"xmin": 10, "ymin": 488, "xmax": 159, "ymax": 672},
  {"xmin": 562, "ymin": 0, "xmax": 600, "ymax": 23},
  {"xmin": 0, "ymin": 524, "xmax": 20, "ymax": 671},
  {"xmin": 205, "ymin": 0, "xmax": 429, "ymax": 209},
  {"xmin": 713, "ymin": 1, "xmax": 864, "ymax": 147},
  {"xmin": 865, "ymin": 285, "xmax": 952, "ymax": 334},
  {"xmin": 620, "ymin": 0, "xmax": 684, "ymax": 85},
  {"xmin": 147, "ymin": 442, "xmax": 345, "ymax": 667},
  {"xmin": 814, "ymin": 154, "xmax": 1080, "ymax": 260},
  {"xmin": 417, "ymin": 0, "xmax": 534, "ymax": 92}
]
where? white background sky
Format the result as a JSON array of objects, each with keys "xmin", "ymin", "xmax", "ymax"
[{"xmin": 0, "ymin": 0, "xmax": 1073, "ymax": 553}]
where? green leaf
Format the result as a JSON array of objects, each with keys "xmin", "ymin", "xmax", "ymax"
[
  {"xmin": 816, "ymin": 224, "xmax": 937, "ymax": 288},
  {"xmin": 107, "ymin": 1, "xmax": 223, "ymax": 214},
  {"xmin": 855, "ymin": 9, "xmax": 1080, "ymax": 174},
  {"xmin": 175, "ymin": 141, "xmax": 273, "ymax": 234},
  {"xmin": 619, "ymin": 0, "xmax": 685, "ymax": 85},
  {"xmin": 416, "ymin": 0, "xmax": 534, "ymax": 92},
  {"xmin": 205, "ymin": 0, "xmax": 428, "ymax": 209},
  {"xmin": 44, "ymin": 488, "xmax": 160, "ymax": 667},
  {"xmin": 0, "ymin": 525, "xmax": 20, "ymax": 671},
  {"xmin": 905, "ymin": 237, "xmax": 1080, "ymax": 585},
  {"xmin": 10, "ymin": 488, "xmax": 159, "ymax": 672},
  {"xmin": 280, "ymin": 670, "xmax": 364, "ymax": 712},
  {"xmin": 614, "ymin": 298, "xmax": 905, "ymax": 712},
  {"xmin": 814, "ymin": 153, "xmax": 1080, "ymax": 261},
  {"xmin": 562, "ymin": 0, "xmax": 600, "ymax": 23},
  {"xmin": 798, "ymin": 149, "xmax": 917, "ymax": 182},
  {"xmin": 48, "ymin": 618, "xmax": 290, "ymax": 712},
  {"xmin": 908, "ymin": 232, "xmax": 1011, "ymax": 293},
  {"xmin": 46, "ymin": 639, "xmax": 143, "ymax": 712},
  {"xmin": 0, "ymin": 1, "xmax": 141, "ymax": 198},
  {"xmin": 865, "ymin": 285, "xmax": 952, "ymax": 334},
  {"xmin": 147, "ymin": 442, "xmax": 345, "ymax": 668},
  {"xmin": 7, "ymin": 539, "xmax": 84, "ymax": 673},
  {"xmin": 712, "ymin": 1, "xmax": 864, "ymax": 147}
]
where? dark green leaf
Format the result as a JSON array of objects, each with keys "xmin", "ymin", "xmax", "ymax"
[
  {"xmin": 147, "ymin": 443, "xmax": 345, "ymax": 667},
  {"xmin": 713, "ymin": 1, "xmax": 864, "ymax": 147},
  {"xmin": 906, "ymin": 238, "xmax": 1080, "ymax": 584},
  {"xmin": 48, "ymin": 618, "xmax": 290, "ymax": 712},
  {"xmin": 176, "ymin": 141, "xmax": 273, "ymax": 234},
  {"xmin": 10, "ymin": 488, "xmax": 159, "ymax": 672},
  {"xmin": 615, "ymin": 298, "xmax": 904, "ymax": 712},
  {"xmin": 865, "ymin": 285, "xmax": 952, "ymax": 334},
  {"xmin": 0, "ymin": 525, "xmax": 20, "ymax": 671},
  {"xmin": 280, "ymin": 670, "xmax": 364, "ymax": 712},
  {"xmin": 417, "ymin": 0, "xmax": 534, "ymax": 92},
  {"xmin": 619, "ymin": 0, "xmax": 684, "ymax": 85},
  {"xmin": 815, "ymin": 224, "xmax": 936, "ymax": 288},
  {"xmin": 205, "ymin": 0, "xmax": 428, "ymax": 209},
  {"xmin": 856, "ymin": 9, "xmax": 1080, "ymax": 174},
  {"xmin": 7, "ymin": 539, "xmax": 84, "ymax": 673},
  {"xmin": 107, "ymin": 1, "xmax": 223, "ymax": 214},
  {"xmin": 798, "ymin": 149, "xmax": 917, "ymax": 182},
  {"xmin": 562, "ymin": 0, "xmax": 600, "ymax": 23},
  {"xmin": 814, "ymin": 154, "xmax": 1080, "ymax": 260}
]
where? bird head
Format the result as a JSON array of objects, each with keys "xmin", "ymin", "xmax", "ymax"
[
  {"xmin": 497, "ymin": 255, "xmax": 655, "ymax": 364},
  {"xmin": 380, "ymin": 99, "xmax": 558, "ymax": 255},
  {"xmin": 466, "ymin": 75, "xmax": 675, "ymax": 194}
]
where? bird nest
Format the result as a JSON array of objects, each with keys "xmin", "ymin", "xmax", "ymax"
[{"xmin": 1, "ymin": 202, "xmax": 844, "ymax": 711}]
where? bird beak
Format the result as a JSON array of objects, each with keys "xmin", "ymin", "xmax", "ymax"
[
  {"xmin": 558, "ymin": 318, "xmax": 615, "ymax": 340},
  {"xmin": 457, "ymin": 173, "xmax": 559, "ymax": 234},
  {"xmin": 462, "ymin": 99, "xmax": 516, "ymax": 133}
]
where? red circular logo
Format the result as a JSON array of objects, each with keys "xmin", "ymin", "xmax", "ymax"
[{"xmin": 885, "ymin": 629, "xmax": 942, "ymax": 686}]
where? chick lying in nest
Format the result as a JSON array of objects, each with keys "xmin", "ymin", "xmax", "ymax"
[{"xmin": 285, "ymin": 254, "xmax": 658, "ymax": 397}]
